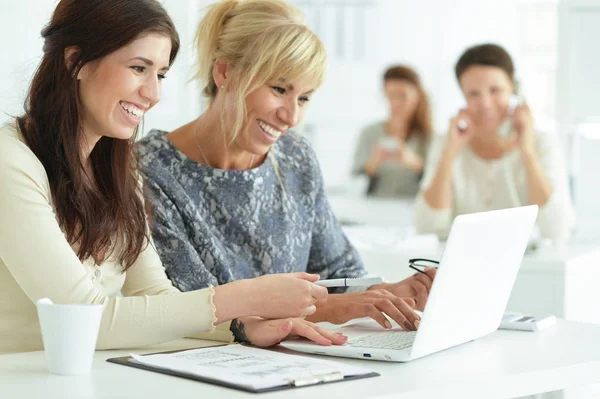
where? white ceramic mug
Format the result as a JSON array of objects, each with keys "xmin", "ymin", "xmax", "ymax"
[{"xmin": 36, "ymin": 298, "xmax": 104, "ymax": 375}]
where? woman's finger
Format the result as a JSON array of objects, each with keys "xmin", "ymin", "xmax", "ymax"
[
  {"xmin": 310, "ymin": 284, "xmax": 328, "ymax": 300},
  {"xmin": 301, "ymin": 304, "xmax": 317, "ymax": 316},
  {"xmin": 414, "ymin": 273, "xmax": 433, "ymax": 293},
  {"xmin": 374, "ymin": 298, "xmax": 411, "ymax": 330},
  {"xmin": 402, "ymin": 297, "xmax": 416, "ymax": 308},
  {"xmin": 424, "ymin": 267, "xmax": 437, "ymax": 282},
  {"xmin": 392, "ymin": 297, "xmax": 421, "ymax": 328},
  {"xmin": 292, "ymin": 272, "xmax": 320, "ymax": 282},
  {"xmin": 310, "ymin": 323, "xmax": 348, "ymax": 346},
  {"xmin": 411, "ymin": 280, "xmax": 429, "ymax": 311},
  {"xmin": 362, "ymin": 304, "xmax": 391, "ymax": 329},
  {"xmin": 291, "ymin": 320, "xmax": 333, "ymax": 346}
]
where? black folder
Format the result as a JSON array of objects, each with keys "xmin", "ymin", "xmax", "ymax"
[{"xmin": 107, "ymin": 346, "xmax": 379, "ymax": 394}]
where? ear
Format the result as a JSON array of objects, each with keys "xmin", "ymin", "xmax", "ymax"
[
  {"xmin": 64, "ymin": 46, "xmax": 86, "ymax": 80},
  {"xmin": 212, "ymin": 57, "xmax": 231, "ymax": 89}
]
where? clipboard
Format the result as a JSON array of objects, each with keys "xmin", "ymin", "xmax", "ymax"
[{"xmin": 107, "ymin": 345, "xmax": 379, "ymax": 393}]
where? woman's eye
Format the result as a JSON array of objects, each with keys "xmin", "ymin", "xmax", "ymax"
[
  {"xmin": 158, "ymin": 73, "xmax": 167, "ymax": 80},
  {"xmin": 299, "ymin": 96, "xmax": 310, "ymax": 104},
  {"xmin": 131, "ymin": 66, "xmax": 145, "ymax": 73},
  {"xmin": 272, "ymin": 86, "xmax": 286, "ymax": 95}
]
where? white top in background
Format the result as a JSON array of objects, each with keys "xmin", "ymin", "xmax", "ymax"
[{"xmin": 414, "ymin": 133, "xmax": 575, "ymax": 241}]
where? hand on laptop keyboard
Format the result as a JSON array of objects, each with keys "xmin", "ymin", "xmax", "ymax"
[
  {"xmin": 371, "ymin": 267, "xmax": 436, "ymax": 311},
  {"xmin": 307, "ymin": 290, "xmax": 421, "ymax": 331}
]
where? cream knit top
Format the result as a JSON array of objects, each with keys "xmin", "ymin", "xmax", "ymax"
[
  {"xmin": 0, "ymin": 122, "xmax": 229, "ymax": 354},
  {"xmin": 414, "ymin": 133, "xmax": 575, "ymax": 241}
]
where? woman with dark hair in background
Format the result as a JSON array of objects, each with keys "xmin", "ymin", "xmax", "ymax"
[
  {"xmin": 414, "ymin": 43, "xmax": 574, "ymax": 241},
  {"xmin": 0, "ymin": 0, "xmax": 336, "ymax": 354},
  {"xmin": 352, "ymin": 65, "xmax": 433, "ymax": 198}
]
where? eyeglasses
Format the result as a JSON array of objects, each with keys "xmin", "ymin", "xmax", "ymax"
[{"xmin": 408, "ymin": 258, "xmax": 439, "ymax": 275}]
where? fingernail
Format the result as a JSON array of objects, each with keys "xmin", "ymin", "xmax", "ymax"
[
  {"xmin": 414, "ymin": 319, "xmax": 420, "ymax": 329},
  {"xmin": 403, "ymin": 320, "xmax": 414, "ymax": 331},
  {"xmin": 384, "ymin": 320, "xmax": 392, "ymax": 329}
]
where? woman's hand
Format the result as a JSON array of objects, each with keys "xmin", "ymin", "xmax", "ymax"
[
  {"xmin": 371, "ymin": 267, "xmax": 436, "ymax": 311},
  {"xmin": 508, "ymin": 103, "xmax": 536, "ymax": 155},
  {"xmin": 396, "ymin": 144, "xmax": 424, "ymax": 173},
  {"xmin": 365, "ymin": 146, "xmax": 396, "ymax": 176},
  {"xmin": 446, "ymin": 109, "xmax": 475, "ymax": 158},
  {"xmin": 307, "ymin": 291, "xmax": 421, "ymax": 331},
  {"xmin": 234, "ymin": 316, "xmax": 348, "ymax": 347},
  {"xmin": 213, "ymin": 272, "xmax": 327, "ymax": 324},
  {"xmin": 247, "ymin": 273, "xmax": 328, "ymax": 319}
]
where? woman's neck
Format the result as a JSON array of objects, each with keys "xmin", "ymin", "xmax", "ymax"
[
  {"xmin": 168, "ymin": 109, "xmax": 260, "ymax": 171},
  {"xmin": 469, "ymin": 133, "xmax": 510, "ymax": 160},
  {"xmin": 386, "ymin": 118, "xmax": 410, "ymax": 140}
]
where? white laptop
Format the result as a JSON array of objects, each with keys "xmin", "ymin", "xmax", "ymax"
[{"xmin": 281, "ymin": 205, "xmax": 538, "ymax": 362}]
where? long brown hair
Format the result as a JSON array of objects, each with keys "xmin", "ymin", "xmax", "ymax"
[
  {"xmin": 16, "ymin": 0, "xmax": 179, "ymax": 270},
  {"xmin": 383, "ymin": 65, "xmax": 432, "ymax": 140}
]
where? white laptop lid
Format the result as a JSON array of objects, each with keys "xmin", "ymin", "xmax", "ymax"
[{"xmin": 410, "ymin": 205, "xmax": 538, "ymax": 360}]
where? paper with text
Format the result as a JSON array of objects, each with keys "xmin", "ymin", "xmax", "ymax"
[{"xmin": 130, "ymin": 344, "xmax": 372, "ymax": 390}]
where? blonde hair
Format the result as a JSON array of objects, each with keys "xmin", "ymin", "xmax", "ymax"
[{"xmin": 193, "ymin": 0, "xmax": 327, "ymax": 144}]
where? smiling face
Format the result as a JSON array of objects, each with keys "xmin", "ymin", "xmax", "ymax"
[
  {"xmin": 233, "ymin": 76, "xmax": 315, "ymax": 155},
  {"xmin": 459, "ymin": 65, "xmax": 515, "ymax": 134},
  {"xmin": 77, "ymin": 33, "xmax": 172, "ymax": 144},
  {"xmin": 384, "ymin": 79, "xmax": 420, "ymax": 121}
]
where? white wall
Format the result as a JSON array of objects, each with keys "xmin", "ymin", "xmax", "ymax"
[
  {"xmin": 4, "ymin": 0, "xmax": 597, "ymax": 239},
  {"xmin": 142, "ymin": 0, "xmax": 207, "ymax": 135},
  {"xmin": 0, "ymin": 0, "xmax": 57, "ymax": 126},
  {"xmin": 557, "ymin": 0, "xmax": 600, "ymax": 241}
]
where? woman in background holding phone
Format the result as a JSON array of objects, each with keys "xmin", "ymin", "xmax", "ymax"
[
  {"xmin": 414, "ymin": 43, "xmax": 574, "ymax": 242},
  {"xmin": 352, "ymin": 65, "xmax": 433, "ymax": 198}
]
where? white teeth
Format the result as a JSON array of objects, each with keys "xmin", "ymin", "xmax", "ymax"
[
  {"xmin": 258, "ymin": 120, "xmax": 282, "ymax": 138},
  {"xmin": 120, "ymin": 102, "xmax": 144, "ymax": 118}
]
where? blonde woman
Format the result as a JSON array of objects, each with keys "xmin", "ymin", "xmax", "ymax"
[
  {"xmin": 352, "ymin": 65, "xmax": 433, "ymax": 198},
  {"xmin": 0, "ymin": 0, "xmax": 337, "ymax": 354},
  {"xmin": 139, "ymin": 0, "xmax": 435, "ymax": 336}
]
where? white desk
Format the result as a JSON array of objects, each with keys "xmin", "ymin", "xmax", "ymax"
[
  {"xmin": 507, "ymin": 245, "xmax": 600, "ymax": 324},
  {"xmin": 327, "ymin": 194, "xmax": 414, "ymax": 227},
  {"xmin": 1, "ymin": 320, "xmax": 600, "ymax": 399}
]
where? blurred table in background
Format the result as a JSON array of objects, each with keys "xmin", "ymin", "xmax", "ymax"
[
  {"xmin": 327, "ymin": 193, "xmax": 600, "ymax": 326},
  {"xmin": 328, "ymin": 194, "xmax": 415, "ymax": 227}
]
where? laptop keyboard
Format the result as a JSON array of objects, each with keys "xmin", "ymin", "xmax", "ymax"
[{"xmin": 347, "ymin": 330, "xmax": 417, "ymax": 350}]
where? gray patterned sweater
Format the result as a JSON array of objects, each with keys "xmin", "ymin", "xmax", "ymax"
[{"xmin": 137, "ymin": 130, "xmax": 366, "ymax": 293}]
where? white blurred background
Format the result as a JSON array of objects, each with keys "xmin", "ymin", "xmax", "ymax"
[{"xmin": 0, "ymin": 0, "xmax": 598, "ymax": 237}]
